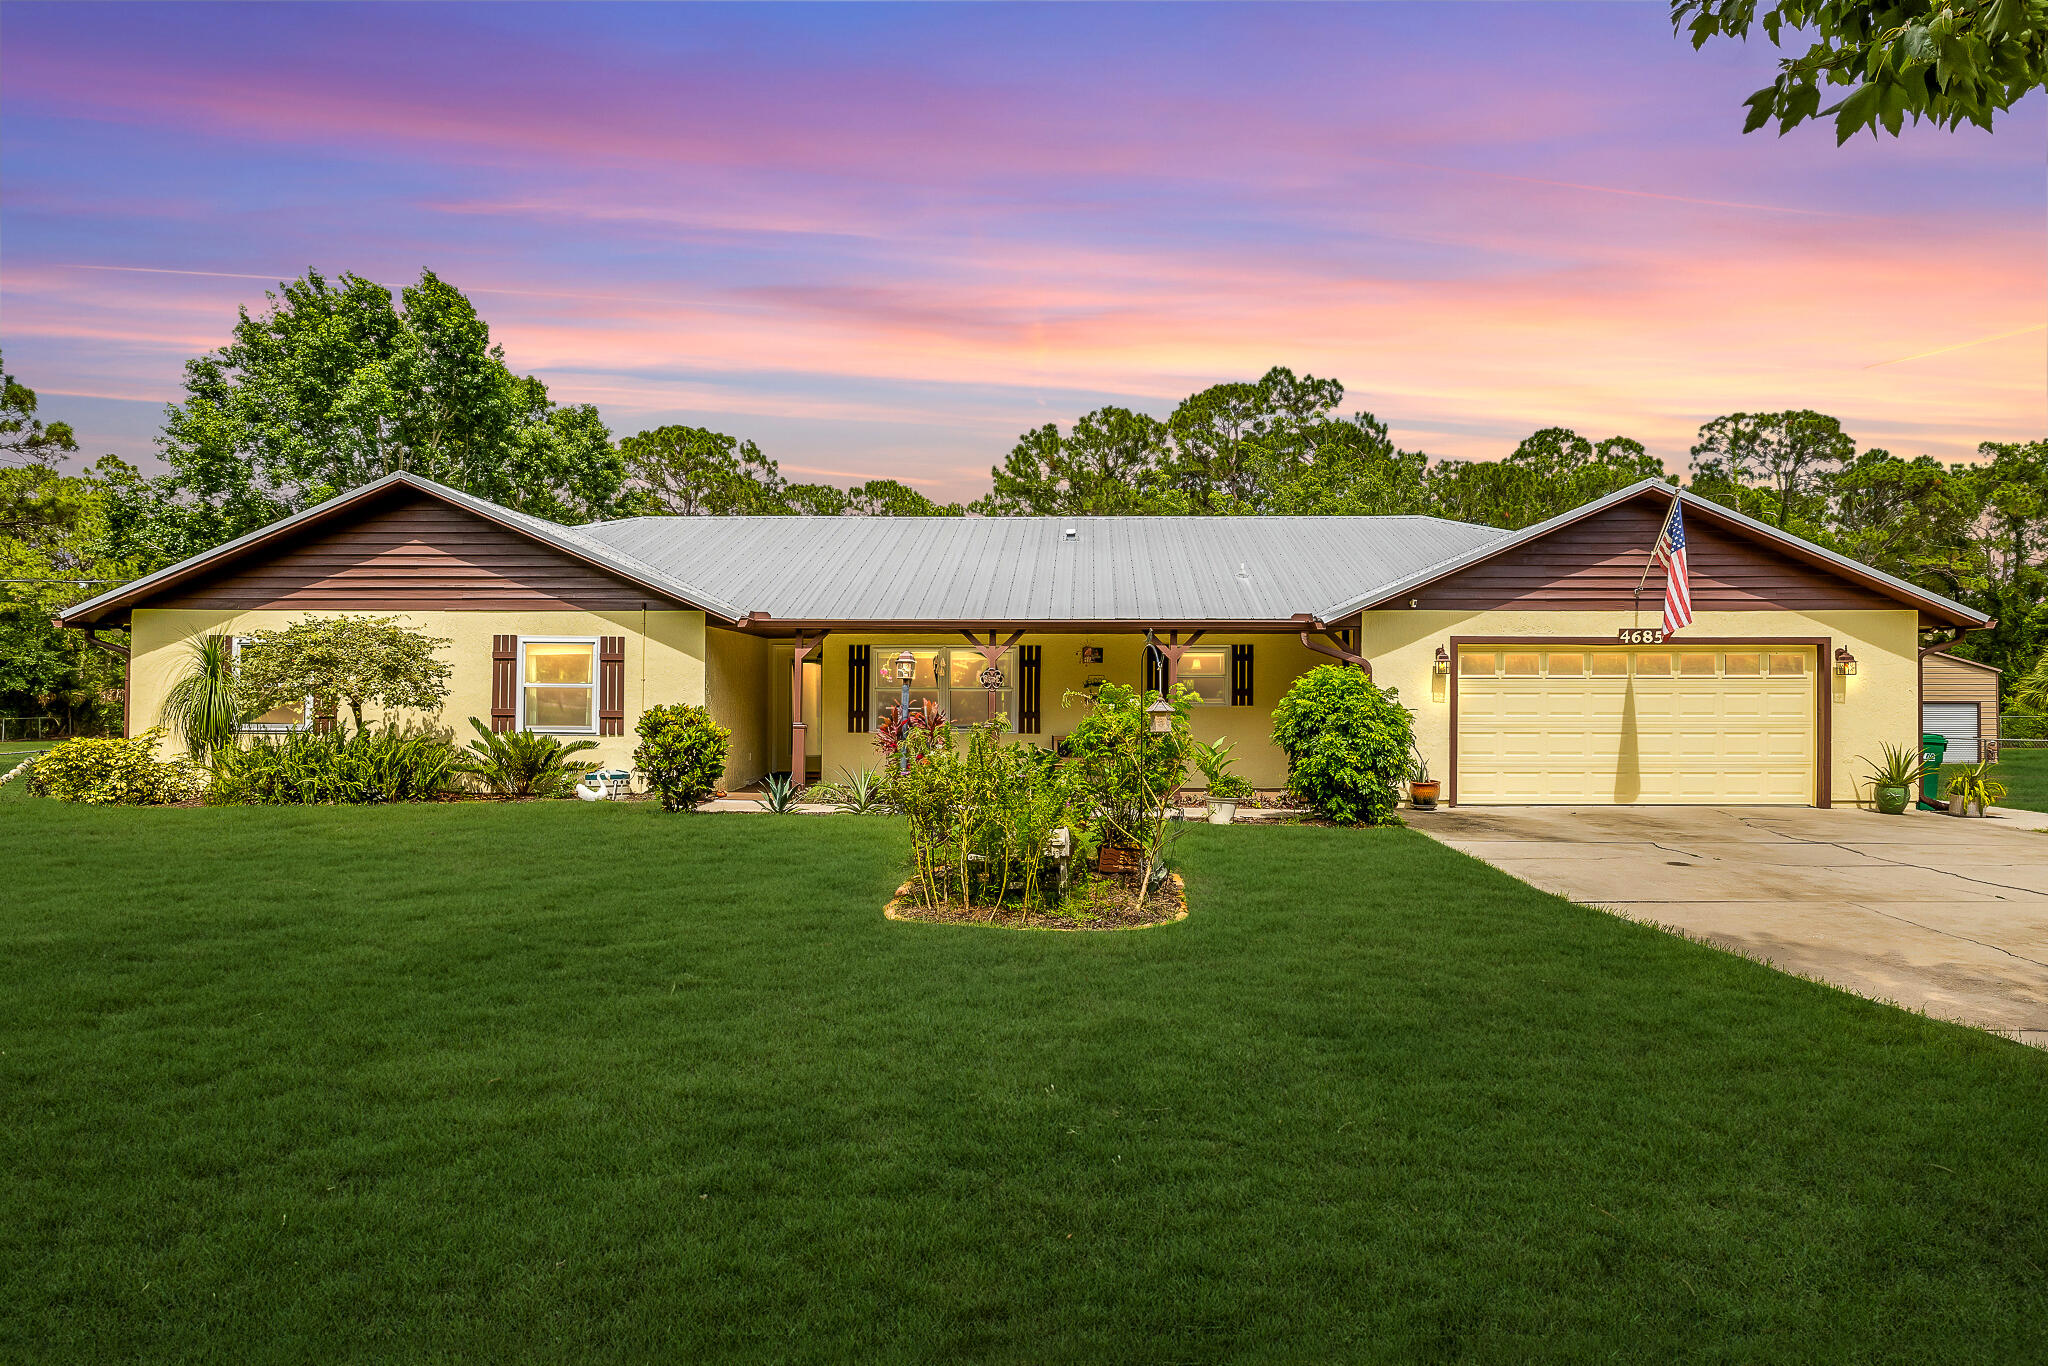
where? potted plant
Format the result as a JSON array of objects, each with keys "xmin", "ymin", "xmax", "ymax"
[
  {"xmin": 1192, "ymin": 739, "xmax": 1251, "ymax": 824},
  {"xmin": 1945, "ymin": 761, "xmax": 2005, "ymax": 818},
  {"xmin": 1858, "ymin": 742, "xmax": 1926, "ymax": 815},
  {"xmin": 1408, "ymin": 749, "xmax": 1441, "ymax": 810}
]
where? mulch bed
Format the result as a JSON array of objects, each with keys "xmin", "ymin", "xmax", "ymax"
[{"xmin": 885, "ymin": 870, "xmax": 1187, "ymax": 931}]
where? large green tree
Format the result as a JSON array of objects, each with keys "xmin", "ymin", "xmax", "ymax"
[
  {"xmin": 1675, "ymin": 0, "xmax": 2048, "ymax": 141},
  {"xmin": 1430, "ymin": 428, "xmax": 1664, "ymax": 530},
  {"xmin": 118, "ymin": 269, "xmax": 625, "ymax": 565},
  {"xmin": 0, "ymin": 456, "xmax": 137, "ymax": 735},
  {"xmin": 2, "ymin": 350, "xmax": 79, "ymax": 465},
  {"xmin": 1688, "ymin": 410, "xmax": 1855, "ymax": 531},
  {"xmin": 974, "ymin": 406, "xmax": 1180, "ymax": 515},
  {"xmin": 620, "ymin": 425, "xmax": 788, "ymax": 515}
]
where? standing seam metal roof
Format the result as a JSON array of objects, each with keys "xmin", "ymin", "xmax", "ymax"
[{"xmin": 576, "ymin": 514, "xmax": 1509, "ymax": 622}]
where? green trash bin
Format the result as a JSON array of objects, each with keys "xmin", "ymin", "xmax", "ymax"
[{"xmin": 1919, "ymin": 732, "xmax": 1948, "ymax": 810}]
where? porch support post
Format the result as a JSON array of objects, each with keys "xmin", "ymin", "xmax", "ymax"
[
  {"xmin": 790, "ymin": 631, "xmax": 823, "ymax": 780},
  {"xmin": 959, "ymin": 629, "xmax": 1026, "ymax": 725},
  {"xmin": 1143, "ymin": 629, "xmax": 1205, "ymax": 688},
  {"xmin": 1299, "ymin": 627, "xmax": 1371, "ymax": 677}
]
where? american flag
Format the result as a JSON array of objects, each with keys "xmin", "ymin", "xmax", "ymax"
[{"xmin": 1654, "ymin": 498, "xmax": 1693, "ymax": 635}]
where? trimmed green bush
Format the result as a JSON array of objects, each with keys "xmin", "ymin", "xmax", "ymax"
[
  {"xmin": 1269, "ymin": 665, "xmax": 1414, "ymax": 826},
  {"xmin": 634, "ymin": 704, "xmax": 730, "ymax": 811},
  {"xmin": 24, "ymin": 730, "xmax": 203, "ymax": 806}
]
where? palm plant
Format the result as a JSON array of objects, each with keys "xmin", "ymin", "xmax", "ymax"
[
  {"xmin": 1946, "ymin": 761, "xmax": 2007, "ymax": 812},
  {"xmin": 455, "ymin": 717, "xmax": 599, "ymax": 797},
  {"xmin": 159, "ymin": 632, "xmax": 244, "ymax": 759}
]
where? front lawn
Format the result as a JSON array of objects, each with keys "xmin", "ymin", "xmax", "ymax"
[{"xmin": 4, "ymin": 800, "xmax": 2044, "ymax": 1362}]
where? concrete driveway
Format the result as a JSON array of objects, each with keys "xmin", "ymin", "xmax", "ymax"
[{"xmin": 1414, "ymin": 804, "xmax": 2048, "ymax": 1046}]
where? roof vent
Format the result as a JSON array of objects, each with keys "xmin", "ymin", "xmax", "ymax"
[
  {"xmin": 1237, "ymin": 561, "xmax": 1250, "ymax": 580},
  {"xmin": 1063, "ymin": 526, "xmax": 1077, "ymax": 541}
]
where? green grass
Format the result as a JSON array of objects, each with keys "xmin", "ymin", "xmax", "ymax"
[
  {"xmin": 4, "ymin": 801, "xmax": 2045, "ymax": 1363},
  {"xmin": 1940, "ymin": 744, "xmax": 2048, "ymax": 813}
]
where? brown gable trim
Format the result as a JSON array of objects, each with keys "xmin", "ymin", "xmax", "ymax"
[
  {"xmin": 1359, "ymin": 486, "xmax": 1970, "ymax": 623},
  {"xmin": 154, "ymin": 489, "xmax": 669, "ymax": 613},
  {"xmin": 58, "ymin": 474, "xmax": 717, "ymax": 627}
]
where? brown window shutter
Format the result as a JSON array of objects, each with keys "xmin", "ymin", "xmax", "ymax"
[
  {"xmin": 848, "ymin": 645, "xmax": 870, "ymax": 732},
  {"xmin": 1144, "ymin": 644, "xmax": 1163, "ymax": 695},
  {"xmin": 1232, "ymin": 644, "xmax": 1254, "ymax": 706},
  {"xmin": 598, "ymin": 636, "xmax": 626, "ymax": 735},
  {"xmin": 491, "ymin": 635, "xmax": 518, "ymax": 732},
  {"xmin": 1018, "ymin": 646, "xmax": 1041, "ymax": 733}
]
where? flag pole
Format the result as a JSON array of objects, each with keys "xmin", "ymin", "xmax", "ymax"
[{"xmin": 1632, "ymin": 488, "xmax": 1682, "ymax": 624}]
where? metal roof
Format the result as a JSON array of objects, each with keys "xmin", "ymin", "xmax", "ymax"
[
  {"xmin": 1313, "ymin": 477, "xmax": 1990, "ymax": 627},
  {"xmin": 577, "ymin": 513, "xmax": 1508, "ymax": 625}
]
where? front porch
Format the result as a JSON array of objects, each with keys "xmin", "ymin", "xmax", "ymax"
[{"xmin": 735, "ymin": 625, "xmax": 1366, "ymax": 789}]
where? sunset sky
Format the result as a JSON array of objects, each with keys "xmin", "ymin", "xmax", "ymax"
[{"xmin": 3, "ymin": 1, "xmax": 2042, "ymax": 502}]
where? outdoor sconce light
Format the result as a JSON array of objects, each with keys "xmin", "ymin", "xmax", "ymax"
[
  {"xmin": 893, "ymin": 650, "xmax": 917, "ymax": 683},
  {"xmin": 1833, "ymin": 647, "xmax": 1858, "ymax": 677},
  {"xmin": 1146, "ymin": 698, "xmax": 1175, "ymax": 734},
  {"xmin": 1432, "ymin": 646, "xmax": 1451, "ymax": 679}
]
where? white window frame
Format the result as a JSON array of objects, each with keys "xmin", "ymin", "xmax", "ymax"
[
  {"xmin": 517, "ymin": 636, "xmax": 600, "ymax": 735},
  {"xmin": 1175, "ymin": 646, "xmax": 1232, "ymax": 706},
  {"xmin": 228, "ymin": 636, "xmax": 313, "ymax": 734},
  {"xmin": 876, "ymin": 646, "xmax": 1019, "ymax": 732}
]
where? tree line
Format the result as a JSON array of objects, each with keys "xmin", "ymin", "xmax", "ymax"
[{"xmin": 2, "ymin": 267, "xmax": 2042, "ymax": 734}]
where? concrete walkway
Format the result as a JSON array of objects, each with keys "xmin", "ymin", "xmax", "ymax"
[{"xmin": 1412, "ymin": 804, "xmax": 2048, "ymax": 1047}]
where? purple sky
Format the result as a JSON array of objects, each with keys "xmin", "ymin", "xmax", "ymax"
[{"xmin": 3, "ymin": 2, "xmax": 2042, "ymax": 502}]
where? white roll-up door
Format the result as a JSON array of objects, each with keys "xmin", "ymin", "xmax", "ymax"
[{"xmin": 1921, "ymin": 702, "xmax": 1980, "ymax": 764}]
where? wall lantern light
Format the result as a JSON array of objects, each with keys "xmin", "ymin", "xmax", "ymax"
[
  {"xmin": 1833, "ymin": 646, "xmax": 1858, "ymax": 677},
  {"xmin": 1432, "ymin": 646, "xmax": 1451, "ymax": 680},
  {"xmin": 1146, "ymin": 698, "xmax": 1175, "ymax": 734}
]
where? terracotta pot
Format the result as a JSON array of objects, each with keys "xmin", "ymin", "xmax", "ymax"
[{"xmin": 1411, "ymin": 780, "xmax": 1441, "ymax": 809}]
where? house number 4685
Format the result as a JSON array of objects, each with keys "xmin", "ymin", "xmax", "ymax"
[{"xmin": 1617, "ymin": 628, "xmax": 1665, "ymax": 645}]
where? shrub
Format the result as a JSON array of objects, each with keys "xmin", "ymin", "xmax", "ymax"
[
  {"xmin": 24, "ymin": 730, "xmax": 203, "ymax": 806},
  {"xmin": 874, "ymin": 703, "xmax": 951, "ymax": 765},
  {"xmin": 1269, "ymin": 666, "xmax": 1414, "ymax": 826},
  {"xmin": 889, "ymin": 720, "xmax": 1085, "ymax": 911},
  {"xmin": 634, "ymin": 703, "xmax": 730, "ymax": 811},
  {"xmin": 454, "ymin": 717, "xmax": 598, "ymax": 798},
  {"xmin": 235, "ymin": 614, "xmax": 452, "ymax": 732},
  {"xmin": 206, "ymin": 724, "xmax": 461, "ymax": 805},
  {"xmin": 1062, "ymin": 682, "xmax": 1194, "ymax": 873}
]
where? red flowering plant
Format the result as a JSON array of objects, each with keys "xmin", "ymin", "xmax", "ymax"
[{"xmin": 874, "ymin": 701, "xmax": 951, "ymax": 764}]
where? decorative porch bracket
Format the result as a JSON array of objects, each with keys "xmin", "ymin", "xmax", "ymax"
[
  {"xmin": 1143, "ymin": 629, "xmax": 1206, "ymax": 688},
  {"xmin": 790, "ymin": 631, "xmax": 824, "ymax": 779},
  {"xmin": 959, "ymin": 629, "xmax": 1026, "ymax": 726},
  {"xmin": 1299, "ymin": 627, "xmax": 1372, "ymax": 677}
]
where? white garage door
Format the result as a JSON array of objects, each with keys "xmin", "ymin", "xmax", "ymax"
[
  {"xmin": 1921, "ymin": 702, "xmax": 1980, "ymax": 764},
  {"xmin": 1456, "ymin": 646, "xmax": 1816, "ymax": 805}
]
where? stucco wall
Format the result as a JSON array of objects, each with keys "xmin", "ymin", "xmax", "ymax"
[
  {"xmin": 128, "ymin": 607, "xmax": 709, "ymax": 773},
  {"xmin": 1356, "ymin": 606, "xmax": 1920, "ymax": 808},
  {"xmin": 705, "ymin": 624, "xmax": 773, "ymax": 787}
]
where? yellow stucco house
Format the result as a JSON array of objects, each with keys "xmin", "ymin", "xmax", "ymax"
[{"xmin": 60, "ymin": 472, "xmax": 1987, "ymax": 807}]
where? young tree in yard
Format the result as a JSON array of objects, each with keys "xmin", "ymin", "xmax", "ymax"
[
  {"xmin": 1675, "ymin": 0, "xmax": 2048, "ymax": 142},
  {"xmin": 118, "ymin": 269, "xmax": 626, "ymax": 564},
  {"xmin": 235, "ymin": 615, "xmax": 452, "ymax": 734}
]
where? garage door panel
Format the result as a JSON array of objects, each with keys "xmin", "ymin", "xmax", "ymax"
[{"xmin": 1457, "ymin": 647, "xmax": 1814, "ymax": 805}]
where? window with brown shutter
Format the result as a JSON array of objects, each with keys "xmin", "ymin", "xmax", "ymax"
[
  {"xmin": 598, "ymin": 636, "xmax": 626, "ymax": 735},
  {"xmin": 491, "ymin": 635, "xmax": 518, "ymax": 732},
  {"xmin": 1231, "ymin": 644, "xmax": 1254, "ymax": 706},
  {"xmin": 848, "ymin": 644, "xmax": 870, "ymax": 732}
]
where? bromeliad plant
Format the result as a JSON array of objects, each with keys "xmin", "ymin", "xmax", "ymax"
[
  {"xmin": 455, "ymin": 717, "xmax": 599, "ymax": 798},
  {"xmin": 757, "ymin": 773, "xmax": 803, "ymax": 813}
]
